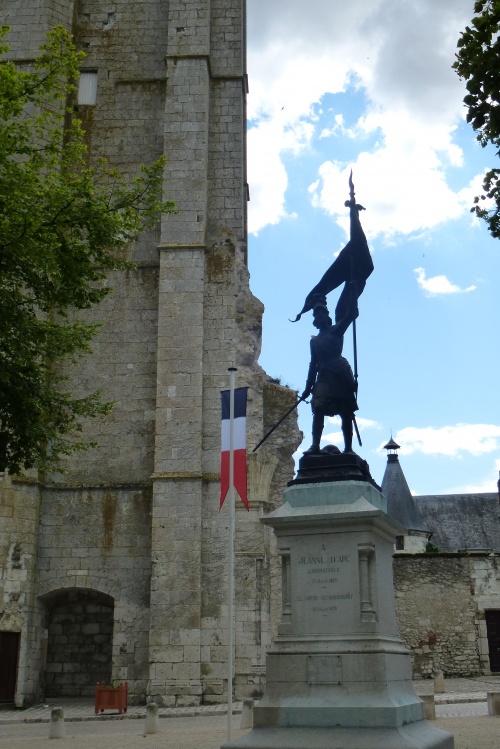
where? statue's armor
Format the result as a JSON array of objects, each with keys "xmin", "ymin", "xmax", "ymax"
[{"xmin": 307, "ymin": 327, "xmax": 358, "ymax": 416}]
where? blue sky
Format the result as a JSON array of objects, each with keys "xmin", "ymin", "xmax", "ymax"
[{"xmin": 245, "ymin": 0, "xmax": 500, "ymax": 495}]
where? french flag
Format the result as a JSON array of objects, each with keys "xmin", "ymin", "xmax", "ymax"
[{"xmin": 220, "ymin": 387, "xmax": 248, "ymax": 510}]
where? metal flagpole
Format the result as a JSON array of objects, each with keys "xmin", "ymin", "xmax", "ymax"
[
  {"xmin": 227, "ymin": 366, "xmax": 237, "ymax": 742},
  {"xmin": 348, "ymin": 171, "xmax": 359, "ymax": 390},
  {"xmin": 347, "ymin": 172, "xmax": 362, "ymax": 448}
]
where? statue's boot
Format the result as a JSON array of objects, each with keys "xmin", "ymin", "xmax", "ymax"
[{"xmin": 303, "ymin": 444, "xmax": 322, "ymax": 455}]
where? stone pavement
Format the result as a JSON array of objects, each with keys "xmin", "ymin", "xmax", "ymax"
[
  {"xmin": 0, "ymin": 706, "xmax": 497, "ymax": 749},
  {"xmin": 0, "ymin": 697, "xmax": 237, "ymax": 725},
  {"xmin": 0, "ymin": 713, "xmax": 248, "ymax": 749},
  {"xmin": 2, "ymin": 675, "xmax": 499, "ymax": 725},
  {"xmin": 1, "ymin": 677, "xmax": 499, "ymax": 749}
]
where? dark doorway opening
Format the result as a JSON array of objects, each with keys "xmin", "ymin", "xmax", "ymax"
[
  {"xmin": 42, "ymin": 589, "xmax": 114, "ymax": 697},
  {"xmin": 0, "ymin": 631, "xmax": 20, "ymax": 702},
  {"xmin": 485, "ymin": 610, "xmax": 500, "ymax": 672}
]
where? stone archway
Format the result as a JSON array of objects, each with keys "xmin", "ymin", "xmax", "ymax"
[{"xmin": 42, "ymin": 589, "xmax": 114, "ymax": 697}]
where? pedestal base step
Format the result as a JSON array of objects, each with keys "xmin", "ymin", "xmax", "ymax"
[{"xmin": 222, "ymin": 720, "xmax": 454, "ymax": 749}]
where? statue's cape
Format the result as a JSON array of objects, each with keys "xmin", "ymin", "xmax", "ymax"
[{"xmin": 292, "ymin": 202, "xmax": 373, "ymax": 323}]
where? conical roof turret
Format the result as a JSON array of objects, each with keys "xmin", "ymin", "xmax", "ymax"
[{"xmin": 381, "ymin": 439, "xmax": 429, "ymax": 533}]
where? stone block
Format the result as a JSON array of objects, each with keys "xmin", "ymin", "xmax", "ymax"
[
  {"xmin": 145, "ymin": 703, "xmax": 159, "ymax": 734},
  {"xmin": 487, "ymin": 691, "xmax": 500, "ymax": 715},
  {"xmin": 176, "ymin": 694, "xmax": 201, "ymax": 707},
  {"xmin": 418, "ymin": 695, "xmax": 436, "ymax": 720},
  {"xmin": 203, "ymin": 680, "xmax": 224, "ymax": 695},
  {"xmin": 240, "ymin": 699, "xmax": 254, "ymax": 729},
  {"xmin": 48, "ymin": 707, "xmax": 65, "ymax": 739}
]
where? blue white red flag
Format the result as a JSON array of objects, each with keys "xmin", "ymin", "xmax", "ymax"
[{"xmin": 220, "ymin": 387, "xmax": 248, "ymax": 510}]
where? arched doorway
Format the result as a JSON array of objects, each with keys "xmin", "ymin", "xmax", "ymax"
[{"xmin": 41, "ymin": 589, "xmax": 114, "ymax": 697}]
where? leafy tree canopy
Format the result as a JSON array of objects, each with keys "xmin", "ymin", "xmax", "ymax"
[
  {"xmin": 0, "ymin": 26, "xmax": 174, "ymax": 474},
  {"xmin": 454, "ymin": 0, "xmax": 500, "ymax": 237}
]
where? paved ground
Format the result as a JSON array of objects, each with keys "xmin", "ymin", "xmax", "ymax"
[
  {"xmin": 1, "ymin": 676, "xmax": 499, "ymax": 748},
  {"xmin": 0, "ymin": 714, "xmax": 247, "ymax": 748},
  {"xmin": 0, "ymin": 711, "xmax": 498, "ymax": 749}
]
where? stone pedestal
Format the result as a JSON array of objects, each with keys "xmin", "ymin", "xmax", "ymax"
[{"xmin": 222, "ymin": 474, "xmax": 454, "ymax": 749}]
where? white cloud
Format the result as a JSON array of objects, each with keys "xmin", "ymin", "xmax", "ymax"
[
  {"xmin": 455, "ymin": 459, "xmax": 500, "ymax": 493},
  {"xmin": 380, "ymin": 424, "xmax": 500, "ymax": 458},
  {"xmin": 307, "ymin": 120, "xmax": 483, "ymax": 241},
  {"xmin": 323, "ymin": 415, "xmax": 382, "ymax": 447},
  {"xmin": 248, "ymin": 118, "xmax": 311, "ymax": 234},
  {"xmin": 413, "ymin": 267, "xmax": 477, "ymax": 296},
  {"xmin": 247, "ymin": 0, "xmax": 478, "ymax": 236}
]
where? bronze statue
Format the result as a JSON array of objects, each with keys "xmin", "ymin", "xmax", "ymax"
[
  {"xmin": 294, "ymin": 175, "xmax": 372, "ymax": 456},
  {"xmin": 252, "ymin": 174, "xmax": 372, "ymax": 460},
  {"xmin": 301, "ymin": 292, "xmax": 358, "ymax": 454}
]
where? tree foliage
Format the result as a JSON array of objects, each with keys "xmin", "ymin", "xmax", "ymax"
[
  {"xmin": 424, "ymin": 541, "xmax": 440, "ymax": 554},
  {"xmin": 454, "ymin": 0, "xmax": 500, "ymax": 237},
  {"xmin": 0, "ymin": 26, "xmax": 174, "ymax": 474}
]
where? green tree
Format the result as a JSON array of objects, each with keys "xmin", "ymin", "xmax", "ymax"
[
  {"xmin": 454, "ymin": 0, "xmax": 500, "ymax": 237},
  {"xmin": 424, "ymin": 541, "xmax": 440, "ymax": 554},
  {"xmin": 0, "ymin": 26, "xmax": 174, "ymax": 474}
]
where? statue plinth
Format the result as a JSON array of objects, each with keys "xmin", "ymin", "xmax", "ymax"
[
  {"xmin": 222, "ymin": 479, "xmax": 454, "ymax": 749},
  {"xmin": 292, "ymin": 450, "xmax": 380, "ymax": 489}
]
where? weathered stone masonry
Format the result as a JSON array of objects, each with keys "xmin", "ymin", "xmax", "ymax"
[
  {"xmin": 0, "ymin": 0, "xmax": 301, "ymax": 707},
  {"xmin": 394, "ymin": 553, "xmax": 500, "ymax": 678}
]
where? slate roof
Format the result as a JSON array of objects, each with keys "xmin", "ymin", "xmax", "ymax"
[
  {"xmin": 381, "ymin": 454, "xmax": 430, "ymax": 533},
  {"xmin": 415, "ymin": 493, "xmax": 500, "ymax": 552}
]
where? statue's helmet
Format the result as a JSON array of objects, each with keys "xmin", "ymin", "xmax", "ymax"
[{"xmin": 310, "ymin": 294, "xmax": 329, "ymax": 314}]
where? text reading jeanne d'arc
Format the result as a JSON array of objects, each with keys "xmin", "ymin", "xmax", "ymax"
[{"xmin": 298, "ymin": 554, "xmax": 350, "ymax": 573}]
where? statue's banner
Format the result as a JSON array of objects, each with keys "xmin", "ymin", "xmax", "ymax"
[{"xmin": 292, "ymin": 203, "xmax": 373, "ymax": 323}]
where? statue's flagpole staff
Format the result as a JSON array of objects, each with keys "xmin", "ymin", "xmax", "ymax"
[
  {"xmin": 347, "ymin": 171, "xmax": 360, "ymax": 391},
  {"xmin": 345, "ymin": 171, "xmax": 366, "ymax": 448}
]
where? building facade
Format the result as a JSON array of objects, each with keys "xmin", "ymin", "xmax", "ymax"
[
  {"xmin": 381, "ymin": 444, "xmax": 500, "ymax": 679},
  {"xmin": 0, "ymin": 1, "xmax": 301, "ymax": 707}
]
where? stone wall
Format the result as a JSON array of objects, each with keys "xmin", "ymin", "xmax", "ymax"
[
  {"xmin": 0, "ymin": 474, "xmax": 40, "ymax": 706},
  {"xmin": 393, "ymin": 554, "xmax": 492, "ymax": 678},
  {"xmin": 470, "ymin": 554, "xmax": 500, "ymax": 673},
  {"xmin": 33, "ymin": 486, "xmax": 152, "ymax": 703},
  {"xmin": 0, "ymin": 0, "xmax": 302, "ymax": 708}
]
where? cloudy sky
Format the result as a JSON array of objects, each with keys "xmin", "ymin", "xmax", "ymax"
[{"xmin": 245, "ymin": 0, "xmax": 500, "ymax": 495}]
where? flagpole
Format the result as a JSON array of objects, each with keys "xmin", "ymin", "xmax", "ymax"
[
  {"xmin": 227, "ymin": 366, "xmax": 237, "ymax": 742},
  {"xmin": 348, "ymin": 171, "xmax": 359, "ymax": 390}
]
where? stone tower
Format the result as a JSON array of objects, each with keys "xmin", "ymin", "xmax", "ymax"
[{"xmin": 0, "ymin": 1, "xmax": 301, "ymax": 706}]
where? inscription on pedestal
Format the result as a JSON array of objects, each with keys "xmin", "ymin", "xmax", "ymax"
[{"xmin": 291, "ymin": 535, "xmax": 358, "ymax": 632}]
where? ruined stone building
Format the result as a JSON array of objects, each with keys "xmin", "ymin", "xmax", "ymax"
[{"xmin": 0, "ymin": 1, "xmax": 301, "ymax": 706}]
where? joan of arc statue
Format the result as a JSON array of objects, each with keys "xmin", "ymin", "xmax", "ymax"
[{"xmin": 301, "ymin": 291, "xmax": 359, "ymax": 454}]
